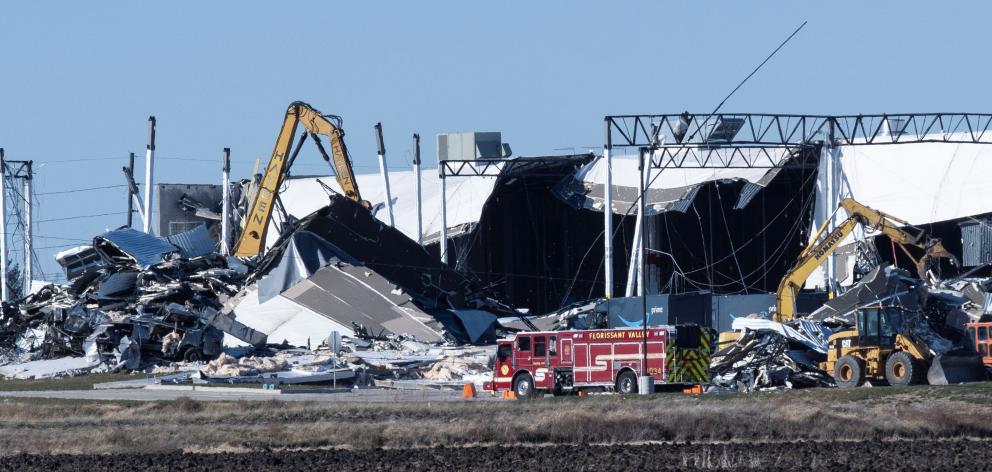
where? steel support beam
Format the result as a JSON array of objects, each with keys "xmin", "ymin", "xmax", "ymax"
[
  {"xmin": 603, "ymin": 118, "xmax": 614, "ymax": 299},
  {"xmin": 221, "ymin": 148, "xmax": 231, "ymax": 255},
  {"xmin": 607, "ymin": 113, "xmax": 992, "ymax": 149},
  {"xmin": 143, "ymin": 116, "xmax": 156, "ymax": 234},
  {"xmin": 413, "ymin": 134, "xmax": 423, "ymax": 245}
]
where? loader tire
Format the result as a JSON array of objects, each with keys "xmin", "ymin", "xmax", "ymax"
[
  {"xmin": 885, "ymin": 351, "xmax": 919, "ymax": 386},
  {"xmin": 834, "ymin": 355, "xmax": 865, "ymax": 388}
]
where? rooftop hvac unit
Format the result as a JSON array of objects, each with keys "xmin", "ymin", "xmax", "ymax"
[
  {"xmin": 883, "ymin": 117, "xmax": 908, "ymax": 136},
  {"xmin": 437, "ymin": 132, "xmax": 512, "ymax": 161},
  {"xmin": 704, "ymin": 117, "xmax": 745, "ymax": 143}
]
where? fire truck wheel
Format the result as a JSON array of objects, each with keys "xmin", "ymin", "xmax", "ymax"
[
  {"xmin": 616, "ymin": 371, "xmax": 638, "ymax": 395},
  {"xmin": 513, "ymin": 373, "xmax": 537, "ymax": 399}
]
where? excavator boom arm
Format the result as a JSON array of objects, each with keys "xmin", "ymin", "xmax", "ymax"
[
  {"xmin": 775, "ymin": 198, "xmax": 957, "ymax": 322},
  {"xmin": 775, "ymin": 218, "xmax": 858, "ymax": 321},
  {"xmin": 233, "ymin": 101, "xmax": 363, "ymax": 258}
]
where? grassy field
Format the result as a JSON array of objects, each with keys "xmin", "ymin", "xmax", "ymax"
[
  {"xmin": 0, "ymin": 373, "xmax": 136, "ymax": 391},
  {"xmin": 3, "ymin": 383, "xmax": 992, "ymax": 454}
]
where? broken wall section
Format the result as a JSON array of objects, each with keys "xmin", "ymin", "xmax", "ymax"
[{"xmin": 247, "ymin": 195, "xmax": 516, "ymax": 344}]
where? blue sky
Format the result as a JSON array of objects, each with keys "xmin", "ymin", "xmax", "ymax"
[{"xmin": 1, "ymin": 1, "xmax": 989, "ymax": 280}]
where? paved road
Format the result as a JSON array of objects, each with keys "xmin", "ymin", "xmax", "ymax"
[{"xmin": 0, "ymin": 387, "xmax": 500, "ymax": 402}]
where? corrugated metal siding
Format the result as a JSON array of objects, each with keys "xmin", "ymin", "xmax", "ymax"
[
  {"xmin": 666, "ymin": 186, "xmax": 701, "ymax": 213},
  {"xmin": 733, "ymin": 182, "xmax": 763, "ymax": 210},
  {"xmin": 960, "ymin": 220, "xmax": 992, "ymax": 267},
  {"xmin": 166, "ymin": 224, "xmax": 217, "ymax": 258},
  {"xmin": 95, "ymin": 228, "xmax": 179, "ymax": 266}
]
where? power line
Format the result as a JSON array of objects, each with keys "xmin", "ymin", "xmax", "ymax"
[
  {"xmin": 36, "ymin": 211, "xmax": 128, "ymax": 223},
  {"xmin": 36, "ymin": 184, "xmax": 127, "ymax": 196},
  {"xmin": 38, "ymin": 157, "xmax": 124, "ymax": 164},
  {"xmin": 32, "ymin": 235, "xmax": 92, "ymax": 242}
]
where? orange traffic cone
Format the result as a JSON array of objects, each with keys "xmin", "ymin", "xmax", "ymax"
[
  {"xmin": 462, "ymin": 382, "xmax": 477, "ymax": 399},
  {"xmin": 682, "ymin": 384, "xmax": 703, "ymax": 395},
  {"xmin": 577, "ymin": 390, "xmax": 588, "ymax": 397},
  {"xmin": 501, "ymin": 390, "xmax": 517, "ymax": 400}
]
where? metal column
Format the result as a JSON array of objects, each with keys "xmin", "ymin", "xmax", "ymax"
[
  {"xmin": 143, "ymin": 116, "xmax": 156, "ymax": 234},
  {"xmin": 22, "ymin": 161, "xmax": 31, "ymax": 296},
  {"xmin": 126, "ymin": 152, "xmax": 135, "ymax": 227},
  {"xmin": 637, "ymin": 147, "xmax": 653, "ymax": 395},
  {"xmin": 439, "ymin": 171, "xmax": 448, "ymax": 265},
  {"xmin": 374, "ymin": 123, "xmax": 395, "ymax": 227},
  {"xmin": 221, "ymin": 148, "xmax": 231, "ymax": 255},
  {"xmin": 825, "ymin": 123, "xmax": 837, "ymax": 295},
  {"xmin": 603, "ymin": 118, "xmax": 614, "ymax": 298},
  {"xmin": 625, "ymin": 214, "xmax": 642, "ymax": 297},
  {"xmin": 0, "ymin": 149, "xmax": 6, "ymax": 302},
  {"xmin": 413, "ymin": 134, "xmax": 423, "ymax": 245},
  {"xmin": 625, "ymin": 151, "xmax": 652, "ymax": 297}
]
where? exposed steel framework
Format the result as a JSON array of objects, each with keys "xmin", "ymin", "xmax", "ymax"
[{"xmin": 608, "ymin": 113, "xmax": 992, "ymax": 150}]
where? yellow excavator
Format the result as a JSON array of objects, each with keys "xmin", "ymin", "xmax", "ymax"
[
  {"xmin": 770, "ymin": 198, "xmax": 984, "ymax": 386},
  {"xmin": 233, "ymin": 101, "xmax": 366, "ymax": 258},
  {"xmin": 774, "ymin": 198, "xmax": 956, "ymax": 323}
]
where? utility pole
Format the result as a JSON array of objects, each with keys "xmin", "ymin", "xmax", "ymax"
[
  {"xmin": 374, "ymin": 123, "xmax": 395, "ymax": 227},
  {"xmin": 412, "ymin": 134, "xmax": 423, "ymax": 245},
  {"xmin": 122, "ymin": 165, "xmax": 146, "ymax": 225},
  {"xmin": 221, "ymin": 148, "xmax": 231, "ymax": 255},
  {"xmin": 0, "ymin": 159, "xmax": 35, "ymax": 299},
  {"xmin": 0, "ymin": 149, "xmax": 6, "ymax": 302},
  {"xmin": 22, "ymin": 161, "xmax": 31, "ymax": 297},
  {"xmin": 126, "ymin": 152, "xmax": 135, "ymax": 227},
  {"xmin": 143, "ymin": 116, "xmax": 156, "ymax": 234}
]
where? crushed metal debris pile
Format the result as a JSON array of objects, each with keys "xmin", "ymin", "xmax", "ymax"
[
  {"xmin": 710, "ymin": 327, "xmax": 835, "ymax": 392},
  {"xmin": 0, "ymin": 195, "xmax": 515, "ymax": 386},
  {"xmin": 0, "ymin": 226, "xmax": 263, "ymax": 372},
  {"xmin": 337, "ymin": 332, "xmax": 494, "ymax": 386}
]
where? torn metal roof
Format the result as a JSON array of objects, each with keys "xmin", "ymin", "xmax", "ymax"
[
  {"xmin": 281, "ymin": 263, "xmax": 447, "ymax": 342},
  {"xmin": 166, "ymin": 224, "xmax": 217, "ymax": 258},
  {"xmin": 249, "ymin": 194, "xmax": 516, "ymax": 344},
  {"xmin": 92, "ymin": 228, "xmax": 179, "ymax": 267},
  {"xmin": 269, "ymin": 170, "xmax": 497, "ymax": 250},
  {"xmin": 555, "ymin": 150, "xmax": 796, "ymax": 215}
]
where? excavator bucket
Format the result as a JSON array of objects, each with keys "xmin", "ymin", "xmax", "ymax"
[{"xmin": 927, "ymin": 352, "xmax": 988, "ymax": 385}]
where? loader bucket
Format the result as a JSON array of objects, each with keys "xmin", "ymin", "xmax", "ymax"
[{"xmin": 927, "ymin": 353, "xmax": 988, "ymax": 385}]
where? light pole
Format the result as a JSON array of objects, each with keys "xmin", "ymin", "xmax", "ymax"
[{"xmin": 638, "ymin": 145, "xmax": 653, "ymax": 395}]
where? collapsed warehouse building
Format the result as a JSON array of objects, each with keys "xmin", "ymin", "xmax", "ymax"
[
  {"xmin": 152, "ymin": 113, "xmax": 992, "ymax": 343},
  {"xmin": 4, "ymin": 111, "xmax": 992, "ymax": 392}
]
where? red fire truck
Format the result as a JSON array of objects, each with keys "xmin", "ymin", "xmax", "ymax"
[{"xmin": 485, "ymin": 325, "xmax": 711, "ymax": 398}]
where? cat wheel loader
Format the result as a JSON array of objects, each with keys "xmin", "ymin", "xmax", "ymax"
[{"xmin": 822, "ymin": 305, "xmax": 986, "ymax": 387}]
